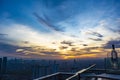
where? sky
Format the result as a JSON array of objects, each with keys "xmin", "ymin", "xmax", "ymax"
[{"xmin": 0, "ymin": 0, "xmax": 120, "ymax": 59}]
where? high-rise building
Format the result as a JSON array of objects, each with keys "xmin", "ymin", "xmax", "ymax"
[
  {"xmin": 0, "ymin": 58, "xmax": 2, "ymax": 74},
  {"xmin": 2, "ymin": 57, "xmax": 7, "ymax": 74},
  {"xmin": 53, "ymin": 60, "xmax": 59, "ymax": 73},
  {"xmin": 32, "ymin": 65, "xmax": 40, "ymax": 79},
  {"xmin": 111, "ymin": 44, "xmax": 118, "ymax": 69}
]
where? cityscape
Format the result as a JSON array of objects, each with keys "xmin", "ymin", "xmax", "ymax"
[
  {"xmin": 0, "ymin": 51, "xmax": 120, "ymax": 80},
  {"xmin": 0, "ymin": 57, "xmax": 105, "ymax": 80},
  {"xmin": 0, "ymin": 0, "xmax": 120, "ymax": 80}
]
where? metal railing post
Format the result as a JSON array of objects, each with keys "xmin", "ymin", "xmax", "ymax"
[{"xmin": 78, "ymin": 73, "xmax": 80, "ymax": 80}]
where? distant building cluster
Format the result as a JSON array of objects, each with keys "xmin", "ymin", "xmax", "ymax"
[{"xmin": 0, "ymin": 56, "xmax": 106, "ymax": 80}]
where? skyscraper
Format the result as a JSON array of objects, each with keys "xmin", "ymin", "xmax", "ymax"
[
  {"xmin": 2, "ymin": 57, "xmax": 7, "ymax": 74},
  {"xmin": 0, "ymin": 58, "xmax": 2, "ymax": 74}
]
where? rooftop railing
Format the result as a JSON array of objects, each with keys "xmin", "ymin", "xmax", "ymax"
[
  {"xmin": 33, "ymin": 72, "xmax": 74, "ymax": 80},
  {"xmin": 34, "ymin": 64, "xmax": 96, "ymax": 80}
]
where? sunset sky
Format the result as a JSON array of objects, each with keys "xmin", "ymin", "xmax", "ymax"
[{"xmin": 0, "ymin": 0, "xmax": 120, "ymax": 59}]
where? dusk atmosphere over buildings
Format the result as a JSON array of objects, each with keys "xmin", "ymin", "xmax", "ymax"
[{"xmin": 0, "ymin": 0, "xmax": 120, "ymax": 80}]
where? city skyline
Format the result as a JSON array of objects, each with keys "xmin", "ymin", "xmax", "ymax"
[{"xmin": 0, "ymin": 0, "xmax": 120, "ymax": 59}]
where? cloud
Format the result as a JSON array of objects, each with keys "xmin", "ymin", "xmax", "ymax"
[
  {"xmin": 0, "ymin": 23, "xmax": 61, "ymax": 46},
  {"xmin": 0, "ymin": 33, "xmax": 8, "ymax": 39},
  {"xmin": 80, "ymin": 47, "xmax": 100, "ymax": 52},
  {"xmin": 107, "ymin": 27, "xmax": 120, "ymax": 34},
  {"xmin": 0, "ymin": 33, "xmax": 8, "ymax": 36},
  {"xmin": 16, "ymin": 45, "xmax": 60, "ymax": 56},
  {"xmin": 21, "ymin": 41, "xmax": 29, "ymax": 44},
  {"xmin": 61, "ymin": 40, "xmax": 74, "ymax": 46},
  {"xmin": 103, "ymin": 40, "xmax": 120, "ymax": 49},
  {"xmin": 69, "ymin": 47, "xmax": 101, "ymax": 56},
  {"xmin": 40, "ymin": 51, "xmax": 59, "ymax": 55},
  {"xmin": 70, "ymin": 35, "xmax": 78, "ymax": 38},
  {"xmin": 70, "ymin": 48, "xmax": 76, "ymax": 52},
  {"xmin": 82, "ymin": 44, "xmax": 88, "ymax": 46},
  {"xmin": 0, "ymin": 0, "xmax": 120, "ymax": 59},
  {"xmin": 34, "ymin": 12, "xmax": 64, "ymax": 32},
  {"xmin": 0, "ymin": 33, "xmax": 9, "ymax": 42},
  {"xmin": 88, "ymin": 38, "xmax": 102, "ymax": 41},
  {"xmin": 0, "ymin": 42, "xmax": 19, "ymax": 53},
  {"xmin": 86, "ymin": 31, "xmax": 103, "ymax": 37},
  {"xmin": 59, "ymin": 46, "xmax": 68, "ymax": 50},
  {"xmin": 16, "ymin": 49, "xmax": 24, "ymax": 52}
]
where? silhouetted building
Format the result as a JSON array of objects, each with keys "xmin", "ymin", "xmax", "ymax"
[
  {"xmin": 0, "ymin": 58, "xmax": 2, "ymax": 74},
  {"xmin": 71, "ymin": 59, "xmax": 78, "ymax": 72},
  {"xmin": 32, "ymin": 65, "xmax": 39, "ymax": 79},
  {"xmin": 2, "ymin": 57, "xmax": 7, "ymax": 74},
  {"xmin": 53, "ymin": 60, "xmax": 59, "ymax": 73},
  {"xmin": 111, "ymin": 44, "xmax": 118, "ymax": 69}
]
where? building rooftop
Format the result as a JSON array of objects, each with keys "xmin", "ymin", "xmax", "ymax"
[{"xmin": 33, "ymin": 64, "xmax": 120, "ymax": 80}]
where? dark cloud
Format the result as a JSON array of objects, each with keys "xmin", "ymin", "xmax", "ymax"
[
  {"xmin": 0, "ymin": 33, "xmax": 8, "ymax": 40},
  {"xmin": 92, "ymin": 32, "xmax": 103, "ymax": 37},
  {"xmin": 59, "ymin": 46, "xmax": 68, "ymax": 50},
  {"xmin": 87, "ymin": 31, "xmax": 103, "ymax": 37},
  {"xmin": 61, "ymin": 40, "xmax": 74, "ymax": 46},
  {"xmin": 71, "ymin": 48, "xmax": 76, "ymax": 52},
  {"xmin": 103, "ymin": 40, "xmax": 120, "ymax": 49},
  {"xmin": 0, "ymin": 42, "xmax": 19, "ymax": 53},
  {"xmin": 52, "ymin": 42, "xmax": 56, "ymax": 44},
  {"xmin": 17, "ymin": 45, "xmax": 59, "ymax": 56},
  {"xmin": 40, "ymin": 51, "xmax": 59, "ymax": 55},
  {"xmin": 0, "ymin": 33, "xmax": 8, "ymax": 36},
  {"xmin": 83, "ymin": 44, "xmax": 88, "ymax": 46},
  {"xmin": 34, "ymin": 13, "xmax": 64, "ymax": 32},
  {"xmin": 80, "ymin": 47, "xmax": 99, "ymax": 52},
  {"xmin": 108, "ymin": 27, "xmax": 120, "ymax": 34},
  {"xmin": 21, "ymin": 41, "xmax": 29, "ymax": 44},
  {"xmin": 0, "ymin": 33, "xmax": 11, "ymax": 43},
  {"xmin": 89, "ymin": 38, "xmax": 102, "ymax": 41},
  {"xmin": 74, "ymin": 52, "xmax": 96, "ymax": 56}
]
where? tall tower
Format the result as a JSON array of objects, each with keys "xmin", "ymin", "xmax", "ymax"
[{"xmin": 111, "ymin": 44, "xmax": 118, "ymax": 69}]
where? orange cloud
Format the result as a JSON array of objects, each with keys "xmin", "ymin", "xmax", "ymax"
[{"xmin": 62, "ymin": 53, "xmax": 97, "ymax": 59}]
